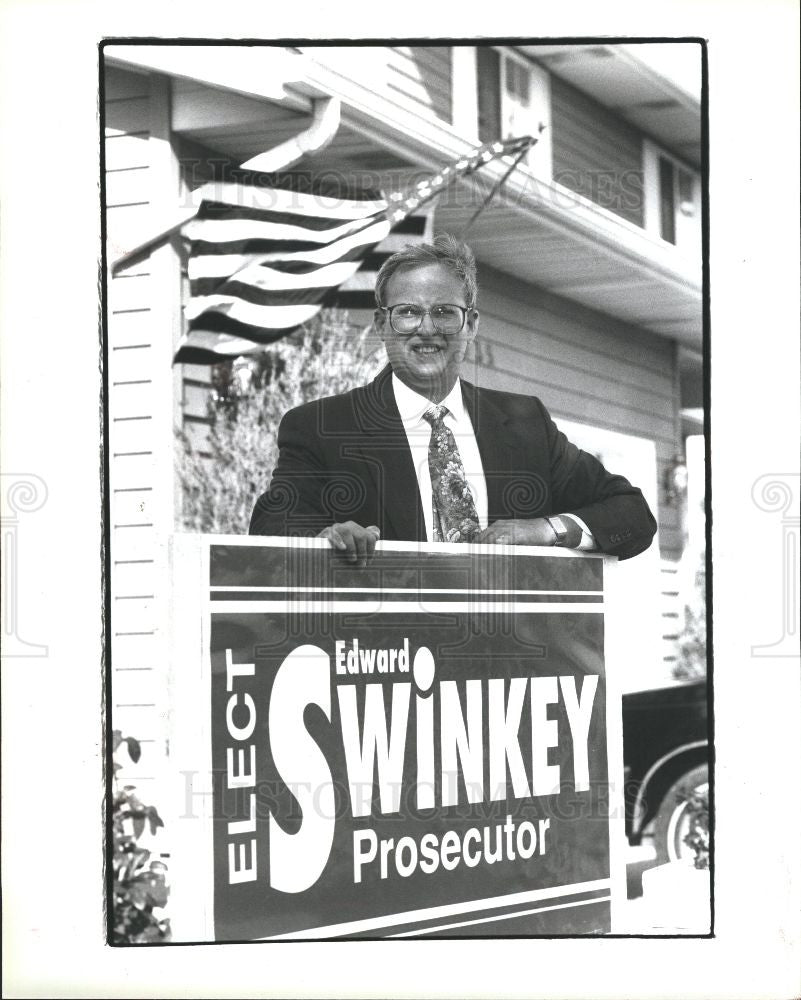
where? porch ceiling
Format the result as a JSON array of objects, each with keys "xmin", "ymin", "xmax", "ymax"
[
  {"xmin": 172, "ymin": 76, "xmax": 415, "ymax": 173},
  {"xmin": 432, "ymin": 194, "xmax": 701, "ymax": 348}
]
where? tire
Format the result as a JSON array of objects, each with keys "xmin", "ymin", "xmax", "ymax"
[{"xmin": 652, "ymin": 763, "xmax": 709, "ymax": 865}]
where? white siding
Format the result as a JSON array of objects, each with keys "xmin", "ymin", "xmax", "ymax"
[
  {"xmin": 659, "ymin": 559, "xmax": 682, "ymax": 672},
  {"xmin": 105, "ymin": 65, "xmax": 182, "ymax": 796},
  {"xmin": 463, "ymin": 263, "xmax": 682, "ymax": 559},
  {"xmin": 303, "ymin": 45, "xmax": 453, "ymax": 124}
]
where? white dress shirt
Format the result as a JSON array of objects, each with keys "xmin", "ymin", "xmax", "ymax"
[
  {"xmin": 392, "ymin": 375, "xmax": 488, "ymax": 542},
  {"xmin": 391, "ymin": 374, "xmax": 595, "ymax": 548}
]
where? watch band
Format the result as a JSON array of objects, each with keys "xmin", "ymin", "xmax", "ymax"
[{"xmin": 545, "ymin": 516, "xmax": 569, "ymax": 545}]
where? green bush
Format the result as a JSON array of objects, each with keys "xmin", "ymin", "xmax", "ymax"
[
  {"xmin": 674, "ymin": 547, "xmax": 707, "ymax": 681},
  {"xmin": 178, "ymin": 311, "xmax": 385, "ymax": 535},
  {"xmin": 111, "ymin": 731, "xmax": 171, "ymax": 944}
]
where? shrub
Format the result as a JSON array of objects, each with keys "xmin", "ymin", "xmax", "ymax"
[
  {"xmin": 674, "ymin": 545, "xmax": 707, "ymax": 681},
  {"xmin": 178, "ymin": 311, "xmax": 384, "ymax": 535},
  {"xmin": 111, "ymin": 731, "xmax": 171, "ymax": 944}
]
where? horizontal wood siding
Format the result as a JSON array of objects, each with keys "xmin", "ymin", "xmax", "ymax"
[
  {"xmin": 468, "ymin": 263, "xmax": 682, "ymax": 560},
  {"xmin": 105, "ymin": 65, "xmax": 170, "ymax": 794},
  {"xmin": 660, "ymin": 559, "xmax": 682, "ymax": 671},
  {"xmin": 387, "ymin": 47, "xmax": 452, "ymax": 124},
  {"xmin": 309, "ymin": 46, "xmax": 453, "ymax": 125},
  {"xmin": 550, "ymin": 75, "xmax": 644, "ymax": 228}
]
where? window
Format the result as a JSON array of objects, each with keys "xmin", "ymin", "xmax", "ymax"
[
  {"xmin": 503, "ymin": 57, "xmax": 531, "ymax": 137},
  {"xmin": 657, "ymin": 156, "xmax": 698, "ymax": 246},
  {"xmin": 644, "ymin": 141, "xmax": 701, "ymax": 258},
  {"xmin": 677, "ymin": 168, "xmax": 695, "ymax": 215},
  {"xmin": 476, "ymin": 47, "xmax": 501, "ymax": 144},
  {"xmin": 473, "ymin": 47, "xmax": 552, "ymax": 181},
  {"xmin": 658, "ymin": 156, "xmax": 676, "ymax": 244}
]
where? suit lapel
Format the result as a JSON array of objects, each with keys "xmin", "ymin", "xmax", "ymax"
[
  {"xmin": 352, "ymin": 372, "xmax": 532, "ymax": 538},
  {"xmin": 461, "ymin": 380, "xmax": 527, "ymax": 523},
  {"xmin": 353, "ymin": 366, "xmax": 425, "ymax": 542}
]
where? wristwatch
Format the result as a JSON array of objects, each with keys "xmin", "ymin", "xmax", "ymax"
[{"xmin": 545, "ymin": 516, "xmax": 569, "ymax": 546}]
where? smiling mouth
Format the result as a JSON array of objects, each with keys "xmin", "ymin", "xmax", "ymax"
[{"xmin": 411, "ymin": 344, "xmax": 443, "ymax": 355}]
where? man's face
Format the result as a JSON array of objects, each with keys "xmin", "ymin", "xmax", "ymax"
[{"xmin": 376, "ymin": 262, "xmax": 478, "ymax": 401}]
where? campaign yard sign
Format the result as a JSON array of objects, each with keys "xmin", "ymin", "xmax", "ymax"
[{"xmin": 169, "ymin": 536, "xmax": 625, "ymax": 941}]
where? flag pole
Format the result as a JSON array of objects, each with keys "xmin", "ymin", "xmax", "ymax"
[{"xmin": 460, "ymin": 131, "xmax": 540, "ymax": 239}]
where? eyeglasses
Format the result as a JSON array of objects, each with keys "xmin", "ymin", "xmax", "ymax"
[{"xmin": 380, "ymin": 303, "xmax": 470, "ymax": 336}]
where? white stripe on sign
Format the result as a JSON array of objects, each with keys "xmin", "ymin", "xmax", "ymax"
[
  {"xmin": 209, "ymin": 601, "xmax": 605, "ymax": 614},
  {"xmin": 261, "ymin": 878, "xmax": 610, "ymax": 940},
  {"xmin": 202, "ymin": 536, "xmax": 604, "ymax": 557},
  {"xmin": 209, "ymin": 586, "xmax": 603, "ymax": 596},
  {"xmin": 388, "ymin": 894, "xmax": 611, "ymax": 937}
]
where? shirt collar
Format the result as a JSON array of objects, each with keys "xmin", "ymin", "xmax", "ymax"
[{"xmin": 391, "ymin": 374, "xmax": 466, "ymax": 427}]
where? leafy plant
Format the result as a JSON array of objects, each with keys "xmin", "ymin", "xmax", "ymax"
[
  {"xmin": 682, "ymin": 788, "xmax": 709, "ymax": 870},
  {"xmin": 177, "ymin": 310, "xmax": 384, "ymax": 535},
  {"xmin": 674, "ymin": 543, "xmax": 707, "ymax": 681},
  {"xmin": 111, "ymin": 730, "xmax": 171, "ymax": 943}
]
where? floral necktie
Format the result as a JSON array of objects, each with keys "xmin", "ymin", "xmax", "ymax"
[{"xmin": 423, "ymin": 404, "xmax": 480, "ymax": 542}]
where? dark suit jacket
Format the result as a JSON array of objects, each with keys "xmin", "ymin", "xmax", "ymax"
[{"xmin": 250, "ymin": 366, "xmax": 657, "ymax": 560}]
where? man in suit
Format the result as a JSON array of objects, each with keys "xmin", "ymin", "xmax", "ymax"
[{"xmin": 250, "ymin": 235, "xmax": 656, "ymax": 563}]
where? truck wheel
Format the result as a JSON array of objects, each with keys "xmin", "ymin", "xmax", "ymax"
[{"xmin": 653, "ymin": 763, "xmax": 709, "ymax": 865}]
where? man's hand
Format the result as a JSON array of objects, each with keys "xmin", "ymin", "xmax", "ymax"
[
  {"xmin": 318, "ymin": 522, "xmax": 381, "ymax": 566},
  {"xmin": 475, "ymin": 518, "xmax": 557, "ymax": 547}
]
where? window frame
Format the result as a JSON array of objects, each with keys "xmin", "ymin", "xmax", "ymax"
[
  {"xmin": 499, "ymin": 47, "xmax": 552, "ymax": 181},
  {"xmin": 643, "ymin": 138, "xmax": 702, "ymax": 256},
  {"xmin": 465, "ymin": 45, "xmax": 552, "ymax": 182}
]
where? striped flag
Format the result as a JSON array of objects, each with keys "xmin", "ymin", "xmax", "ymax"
[
  {"xmin": 329, "ymin": 208, "xmax": 433, "ymax": 315},
  {"xmin": 176, "ymin": 136, "xmax": 535, "ymax": 365}
]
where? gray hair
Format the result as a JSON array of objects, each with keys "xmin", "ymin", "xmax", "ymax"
[{"xmin": 374, "ymin": 233, "xmax": 478, "ymax": 310}]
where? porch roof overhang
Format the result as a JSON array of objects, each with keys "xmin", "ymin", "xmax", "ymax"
[
  {"xmin": 433, "ymin": 179, "xmax": 702, "ymax": 348},
  {"xmin": 106, "ymin": 45, "xmax": 702, "ymax": 349},
  {"xmin": 519, "ymin": 43, "xmax": 702, "ymax": 168}
]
